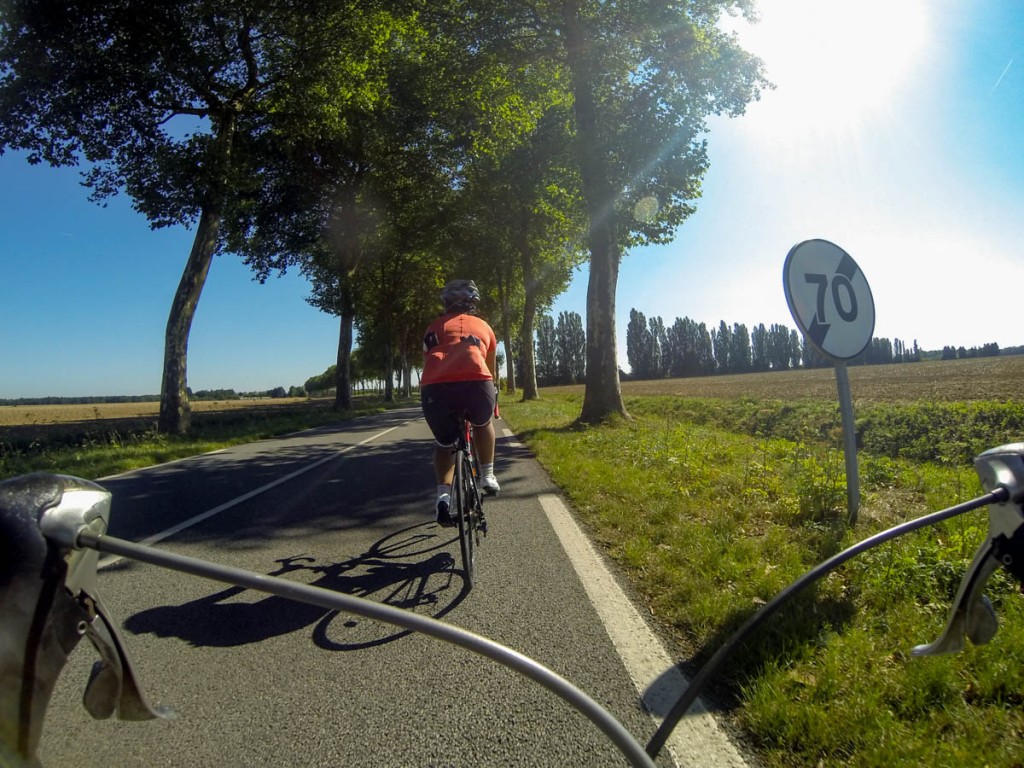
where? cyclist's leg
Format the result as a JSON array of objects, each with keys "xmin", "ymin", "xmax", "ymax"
[
  {"xmin": 421, "ymin": 384, "xmax": 459, "ymax": 524},
  {"xmin": 464, "ymin": 381, "xmax": 499, "ymax": 494},
  {"xmin": 432, "ymin": 444, "xmax": 455, "ymax": 486},
  {"xmin": 473, "ymin": 421, "xmax": 495, "ymax": 463}
]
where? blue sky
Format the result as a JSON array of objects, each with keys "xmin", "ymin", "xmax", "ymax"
[
  {"xmin": 2, "ymin": 1, "xmax": 1023, "ymax": 398},
  {"xmin": 554, "ymin": 1, "xmax": 1024, "ymax": 364}
]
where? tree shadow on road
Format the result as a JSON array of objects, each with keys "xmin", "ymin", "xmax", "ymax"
[{"xmin": 124, "ymin": 522, "xmax": 470, "ymax": 652}]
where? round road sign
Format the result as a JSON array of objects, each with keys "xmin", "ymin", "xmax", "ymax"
[{"xmin": 783, "ymin": 239, "xmax": 875, "ymax": 361}]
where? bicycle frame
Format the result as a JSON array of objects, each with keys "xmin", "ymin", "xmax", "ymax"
[
  {"xmin": 453, "ymin": 416, "xmax": 485, "ymax": 588},
  {"xmin": 4, "ymin": 443, "xmax": 1024, "ymax": 766}
]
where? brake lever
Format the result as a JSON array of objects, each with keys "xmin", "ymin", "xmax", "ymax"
[
  {"xmin": 1, "ymin": 473, "xmax": 172, "ymax": 763},
  {"xmin": 37, "ymin": 475, "xmax": 173, "ymax": 722},
  {"xmin": 912, "ymin": 443, "xmax": 1024, "ymax": 656}
]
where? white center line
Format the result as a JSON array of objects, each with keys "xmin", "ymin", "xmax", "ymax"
[{"xmin": 98, "ymin": 425, "xmax": 401, "ymax": 569}]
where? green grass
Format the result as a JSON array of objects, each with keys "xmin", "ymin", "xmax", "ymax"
[
  {"xmin": 500, "ymin": 393, "xmax": 1024, "ymax": 768},
  {"xmin": 0, "ymin": 397, "xmax": 414, "ymax": 481}
]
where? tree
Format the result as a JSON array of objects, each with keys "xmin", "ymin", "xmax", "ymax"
[
  {"xmin": 535, "ymin": 315, "xmax": 559, "ymax": 386},
  {"xmin": 455, "ymin": 99, "xmax": 587, "ymax": 401},
  {"xmin": 695, "ymin": 322, "xmax": 716, "ymax": 375},
  {"xmin": 553, "ymin": 1, "xmax": 767, "ymax": 421},
  {"xmin": 789, "ymin": 329, "xmax": 803, "ymax": 369},
  {"xmin": 713, "ymin": 321, "xmax": 732, "ymax": 374},
  {"xmin": 448, "ymin": 0, "xmax": 765, "ymax": 417},
  {"xmin": 626, "ymin": 309, "xmax": 648, "ymax": 378},
  {"xmin": 226, "ymin": 1, "xmax": 457, "ymax": 411},
  {"xmin": 767, "ymin": 323, "xmax": 794, "ymax": 370},
  {"xmin": 730, "ymin": 323, "xmax": 751, "ymax": 373},
  {"xmin": 3, "ymin": 0, "xmax": 288, "ymax": 434},
  {"xmin": 751, "ymin": 323, "xmax": 769, "ymax": 371},
  {"xmin": 555, "ymin": 311, "xmax": 587, "ymax": 384},
  {"xmin": 0, "ymin": 1, "xmax": 337, "ymax": 433},
  {"xmin": 649, "ymin": 316, "xmax": 667, "ymax": 379}
]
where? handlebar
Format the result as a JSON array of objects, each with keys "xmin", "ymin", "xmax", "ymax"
[{"xmin": 0, "ymin": 472, "xmax": 654, "ymax": 768}]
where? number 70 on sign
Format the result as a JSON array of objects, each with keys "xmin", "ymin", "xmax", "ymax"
[{"xmin": 783, "ymin": 239, "xmax": 875, "ymax": 361}]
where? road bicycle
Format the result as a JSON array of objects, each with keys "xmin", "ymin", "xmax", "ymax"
[
  {"xmin": 452, "ymin": 414, "xmax": 487, "ymax": 589},
  {"xmin": 3, "ymin": 442, "xmax": 1024, "ymax": 767}
]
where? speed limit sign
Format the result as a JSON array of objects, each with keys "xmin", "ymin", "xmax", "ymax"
[{"xmin": 783, "ymin": 239, "xmax": 875, "ymax": 361}]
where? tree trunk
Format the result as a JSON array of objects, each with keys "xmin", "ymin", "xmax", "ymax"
[
  {"xmin": 158, "ymin": 115, "xmax": 236, "ymax": 434},
  {"xmin": 517, "ymin": 224, "xmax": 540, "ymax": 401},
  {"xmin": 383, "ymin": 343, "xmax": 394, "ymax": 402},
  {"xmin": 158, "ymin": 209, "xmax": 220, "ymax": 434},
  {"xmin": 333, "ymin": 310, "xmax": 354, "ymax": 410},
  {"xmin": 402, "ymin": 356, "xmax": 412, "ymax": 398},
  {"xmin": 561, "ymin": 2, "xmax": 628, "ymax": 422},
  {"xmin": 498, "ymin": 273, "xmax": 517, "ymax": 394}
]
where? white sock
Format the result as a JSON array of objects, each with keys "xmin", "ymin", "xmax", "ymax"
[
  {"xmin": 437, "ymin": 484, "xmax": 451, "ymax": 500},
  {"xmin": 480, "ymin": 463, "xmax": 494, "ymax": 478}
]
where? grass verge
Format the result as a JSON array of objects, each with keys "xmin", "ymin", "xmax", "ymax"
[
  {"xmin": 500, "ymin": 393, "xmax": 1024, "ymax": 768},
  {"xmin": 0, "ymin": 396, "xmax": 414, "ymax": 481}
]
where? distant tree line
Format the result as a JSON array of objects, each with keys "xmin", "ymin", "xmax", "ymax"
[
  {"xmin": 303, "ymin": 344, "xmax": 419, "ymax": 397},
  {"xmin": 0, "ymin": 387, "xmax": 305, "ymax": 407},
  {"xmin": 0, "ymin": 395, "xmax": 161, "ymax": 406},
  {"xmin": 938, "ymin": 343, "xmax": 1002, "ymax": 360},
  {"xmin": 621, "ymin": 309, "xmax": 930, "ymax": 379},
  {"xmin": 191, "ymin": 386, "xmax": 307, "ymax": 400},
  {"xmin": 616, "ymin": 309, "xmax": 1018, "ymax": 379},
  {"xmin": 527, "ymin": 308, "xmax": 937, "ymax": 387}
]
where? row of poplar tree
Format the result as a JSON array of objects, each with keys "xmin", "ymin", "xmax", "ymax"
[
  {"xmin": 624, "ymin": 309, "xmax": 928, "ymax": 381},
  {"xmin": 530, "ymin": 309, "xmax": 928, "ymax": 387}
]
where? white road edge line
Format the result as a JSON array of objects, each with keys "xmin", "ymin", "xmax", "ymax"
[
  {"xmin": 500, "ymin": 426, "xmax": 520, "ymax": 447},
  {"xmin": 539, "ymin": 493, "xmax": 749, "ymax": 768},
  {"xmin": 97, "ymin": 424, "xmax": 402, "ymax": 569}
]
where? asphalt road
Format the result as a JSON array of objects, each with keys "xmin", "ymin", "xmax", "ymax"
[{"xmin": 34, "ymin": 408, "xmax": 747, "ymax": 767}]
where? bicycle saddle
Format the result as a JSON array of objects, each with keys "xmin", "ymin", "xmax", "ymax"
[
  {"xmin": 0, "ymin": 473, "xmax": 170, "ymax": 765},
  {"xmin": 912, "ymin": 443, "xmax": 1024, "ymax": 656}
]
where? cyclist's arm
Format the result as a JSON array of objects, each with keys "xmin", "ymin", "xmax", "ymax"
[{"xmin": 485, "ymin": 330, "xmax": 498, "ymax": 384}]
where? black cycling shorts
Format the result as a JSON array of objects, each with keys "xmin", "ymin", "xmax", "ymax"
[{"xmin": 421, "ymin": 380, "xmax": 495, "ymax": 447}]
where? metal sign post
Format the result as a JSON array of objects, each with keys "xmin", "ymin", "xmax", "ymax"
[{"xmin": 783, "ymin": 239, "xmax": 876, "ymax": 525}]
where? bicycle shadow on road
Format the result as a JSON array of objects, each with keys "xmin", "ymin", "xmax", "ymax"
[{"xmin": 123, "ymin": 522, "xmax": 471, "ymax": 652}]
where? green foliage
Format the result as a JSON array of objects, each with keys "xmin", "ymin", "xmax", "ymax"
[
  {"xmin": 305, "ymin": 365, "xmax": 338, "ymax": 394},
  {"xmin": 502, "ymin": 393, "xmax": 1024, "ymax": 767},
  {"xmin": 857, "ymin": 401, "xmax": 1024, "ymax": 463}
]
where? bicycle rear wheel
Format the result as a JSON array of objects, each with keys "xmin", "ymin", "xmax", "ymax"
[{"xmin": 455, "ymin": 448, "xmax": 476, "ymax": 587}]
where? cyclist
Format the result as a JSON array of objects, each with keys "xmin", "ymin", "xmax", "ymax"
[{"xmin": 420, "ymin": 279, "xmax": 500, "ymax": 526}]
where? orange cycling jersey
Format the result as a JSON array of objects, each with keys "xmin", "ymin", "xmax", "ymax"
[{"xmin": 421, "ymin": 312, "xmax": 497, "ymax": 385}]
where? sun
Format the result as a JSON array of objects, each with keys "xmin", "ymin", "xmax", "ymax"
[{"xmin": 727, "ymin": 0, "xmax": 930, "ymax": 140}]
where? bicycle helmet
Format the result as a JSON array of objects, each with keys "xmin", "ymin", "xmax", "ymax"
[{"xmin": 441, "ymin": 279, "xmax": 481, "ymax": 312}]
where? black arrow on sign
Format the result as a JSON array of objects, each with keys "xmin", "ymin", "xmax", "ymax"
[
  {"xmin": 836, "ymin": 253, "xmax": 859, "ymax": 280},
  {"xmin": 808, "ymin": 316, "xmax": 830, "ymax": 348}
]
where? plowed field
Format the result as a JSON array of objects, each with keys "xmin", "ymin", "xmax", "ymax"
[{"xmin": 547, "ymin": 356, "xmax": 1024, "ymax": 404}]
